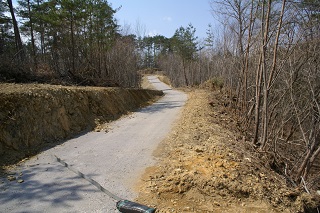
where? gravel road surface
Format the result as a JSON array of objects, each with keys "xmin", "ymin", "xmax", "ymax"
[{"xmin": 0, "ymin": 76, "xmax": 187, "ymax": 213}]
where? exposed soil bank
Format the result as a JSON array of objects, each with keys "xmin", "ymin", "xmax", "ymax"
[{"xmin": 0, "ymin": 83, "xmax": 163, "ymax": 165}]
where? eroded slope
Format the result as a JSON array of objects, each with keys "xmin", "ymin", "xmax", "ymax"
[{"xmin": 0, "ymin": 83, "xmax": 163, "ymax": 165}]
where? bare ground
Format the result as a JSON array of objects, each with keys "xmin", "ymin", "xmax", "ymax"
[{"xmin": 135, "ymin": 89, "xmax": 320, "ymax": 213}]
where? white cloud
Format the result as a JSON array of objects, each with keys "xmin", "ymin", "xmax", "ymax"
[
  {"xmin": 148, "ymin": 30, "xmax": 158, "ymax": 37},
  {"xmin": 162, "ymin": 16, "xmax": 172, "ymax": 22}
]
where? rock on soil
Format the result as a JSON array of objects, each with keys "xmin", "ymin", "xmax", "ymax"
[{"xmin": 135, "ymin": 89, "xmax": 320, "ymax": 213}]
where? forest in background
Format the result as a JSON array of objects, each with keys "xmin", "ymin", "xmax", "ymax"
[
  {"xmin": 0, "ymin": 0, "xmax": 140, "ymax": 87},
  {"xmin": 1, "ymin": 0, "xmax": 319, "ymax": 194}
]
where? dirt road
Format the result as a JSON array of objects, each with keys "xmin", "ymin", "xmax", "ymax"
[{"xmin": 0, "ymin": 76, "xmax": 187, "ymax": 212}]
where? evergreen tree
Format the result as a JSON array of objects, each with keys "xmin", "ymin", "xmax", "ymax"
[
  {"xmin": 205, "ymin": 24, "xmax": 214, "ymax": 51},
  {"xmin": 171, "ymin": 24, "xmax": 198, "ymax": 86},
  {"xmin": 0, "ymin": 0, "xmax": 139, "ymax": 86},
  {"xmin": 7, "ymin": 0, "xmax": 24, "ymax": 61},
  {"xmin": 18, "ymin": 0, "xmax": 37, "ymax": 66},
  {"xmin": 171, "ymin": 23, "xmax": 198, "ymax": 61},
  {"xmin": 0, "ymin": 0, "xmax": 14, "ymax": 56}
]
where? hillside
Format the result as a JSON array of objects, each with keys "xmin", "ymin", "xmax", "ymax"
[{"xmin": 136, "ymin": 89, "xmax": 320, "ymax": 213}]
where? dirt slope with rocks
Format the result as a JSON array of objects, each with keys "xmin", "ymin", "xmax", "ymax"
[
  {"xmin": 0, "ymin": 83, "xmax": 163, "ymax": 165},
  {"xmin": 136, "ymin": 89, "xmax": 320, "ymax": 213}
]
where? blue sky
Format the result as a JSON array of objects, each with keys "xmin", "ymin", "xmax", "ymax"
[{"xmin": 108, "ymin": 0, "xmax": 215, "ymax": 39}]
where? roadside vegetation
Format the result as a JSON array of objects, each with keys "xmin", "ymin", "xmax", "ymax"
[{"xmin": 142, "ymin": 0, "xmax": 320, "ymax": 200}]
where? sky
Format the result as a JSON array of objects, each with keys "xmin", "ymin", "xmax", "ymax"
[{"xmin": 107, "ymin": 0, "xmax": 216, "ymax": 39}]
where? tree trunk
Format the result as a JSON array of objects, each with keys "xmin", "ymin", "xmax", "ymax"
[
  {"xmin": 182, "ymin": 59, "xmax": 189, "ymax": 86},
  {"xmin": 27, "ymin": 0, "xmax": 37, "ymax": 68},
  {"xmin": 7, "ymin": 0, "xmax": 24, "ymax": 61},
  {"xmin": 242, "ymin": 0, "xmax": 255, "ymax": 113},
  {"xmin": 70, "ymin": 10, "xmax": 76, "ymax": 74},
  {"xmin": 261, "ymin": 0, "xmax": 286, "ymax": 150},
  {"xmin": 261, "ymin": 0, "xmax": 271, "ymax": 149},
  {"xmin": 253, "ymin": 0, "xmax": 267, "ymax": 145},
  {"xmin": 304, "ymin": 141, "xmax": 320, "ymax": 179}
]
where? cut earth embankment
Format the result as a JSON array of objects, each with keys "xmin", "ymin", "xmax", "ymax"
[{"xmin": 0, "ymin": 84, "xmax": 163, "ymax": 164}]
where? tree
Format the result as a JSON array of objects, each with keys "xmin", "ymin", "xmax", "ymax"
[
  {"xmin": 298, "ymin": 0, "xmax": 320, "ymax": 39},
  {"xmin": 172, "ymin": 24, "xmax": 198, "ymax": 61},
  {"xmin": 18, "ymin": 0, "xmax": 37, "ymax": 67},
  {"xmin": 205, "ymin": 24, "xmax": 215, "ymax": 52},
  {"xmin": 171, "ymin": 23, "xmax": 198, "ymax": 86},
  {"xmin": 0, "ymin": 0, "xmax": 141, "ymax": 87},
  {"xmin": 137, "ymin": 35, "xmax": 169, "ymax": 69},
  {"xmin": 206, "ymin": 0, "xmax": 320, "ymax": 189},
  {"xmin": 210, "ymin": 0, "xmax": 254, "ymax": 113},
  {"xmin": 7, "ymin": 0, "xmax": 24, "ymax": 61},
  {"xmin": 210, "ymin": 0, "xmax": 252, "ymax": 55},
  {"xmin": 0, "ymin": 0, "xmax": 14, "ymax": 56}
]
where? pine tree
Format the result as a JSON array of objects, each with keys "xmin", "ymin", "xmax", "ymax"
[
  {"xmin": 7, "ymin": 0, "xmax": 24, "ymax": 61},
  {"xmin": 172, "ymin": 24, "xmax": 198, "ymax": 61},
  {"xmin": 171, "ymin": 24, "xmax": 198, "ymax": 86},
  {"xmin": 0, "ymin": 0, "xmax": 14, "ymax": 56},
  {"xmin": 18, "ymin": 0, "xmax": 37, "ymax": 67}
]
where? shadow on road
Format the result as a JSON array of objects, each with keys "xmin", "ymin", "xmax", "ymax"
[
  {"xmin": 0, "ymin": 163, "xmax": 99, "ymax": 209},
  {"xmin": 139, "ymin": 100, "xmax": 185, "ymax": 114}
]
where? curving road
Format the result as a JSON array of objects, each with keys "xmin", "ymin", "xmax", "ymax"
[{"xmin": 0, "ymin": 76, "xmax": 187, "ymax": 213}]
